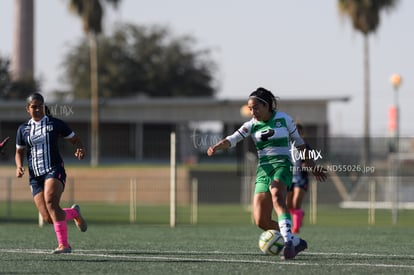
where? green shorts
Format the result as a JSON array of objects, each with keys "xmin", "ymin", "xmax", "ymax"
[{"xmin": 254, "ymin": 160, "xmax": 293, "ymax": 194}]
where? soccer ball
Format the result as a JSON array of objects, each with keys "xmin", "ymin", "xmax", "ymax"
[{"xmin": 258, "ymin": 229, "xmax": 284, "ymax": 255}]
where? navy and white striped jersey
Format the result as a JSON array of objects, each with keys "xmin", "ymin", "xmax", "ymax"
[{"xmin": 16, "ymin": 116, "xmax": 74, "ymax": 177}]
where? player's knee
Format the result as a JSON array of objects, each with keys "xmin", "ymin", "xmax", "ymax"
[{"xmin": 272, "ymin": 198, "xmax": 286, "ymax": 211}]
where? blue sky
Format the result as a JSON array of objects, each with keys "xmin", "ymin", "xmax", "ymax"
[{"xmin": 0, "ymin": 0, "xmax": 413, "ymax": 136}]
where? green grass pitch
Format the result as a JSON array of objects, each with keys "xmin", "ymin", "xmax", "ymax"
[{"xmin": 0, "ymin": 204, "xmax": 414, "ymax": 274}]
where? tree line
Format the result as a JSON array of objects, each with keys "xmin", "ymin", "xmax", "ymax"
[{"xmin": 0, "ymin": 22, "xmax": 218, "ymax": 100}]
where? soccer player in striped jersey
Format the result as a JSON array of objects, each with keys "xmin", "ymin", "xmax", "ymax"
[
  {"xmin": 287, "ymin": 123, "xmax": 310, "ymax": 234},
  {"xmin": 15, "ymin": 93, "xmax": 87, "ymax": 254},
  {"xmin": 207, "ymin": 87, "xmax": 326, "ymax": 260}
]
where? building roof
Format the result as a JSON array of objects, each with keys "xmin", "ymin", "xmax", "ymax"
[{"xmin": 0, "ymin": 96, "xmax": 350, "ymax": 124}]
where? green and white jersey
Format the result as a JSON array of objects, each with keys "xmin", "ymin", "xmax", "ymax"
[{"xmin": 225, "ymin": 111, "xmax": 304, "ymax": 165}]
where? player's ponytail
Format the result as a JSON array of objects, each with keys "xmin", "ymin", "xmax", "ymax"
[{"xmin": 45, "ymin": 105, "xmax": 53, "ymax": 117}]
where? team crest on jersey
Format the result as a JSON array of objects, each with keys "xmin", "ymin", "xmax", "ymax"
[
  {"xmin": 275, "ymin": 121, "xmax": 282, "ymax": 128},
  {"xmin": 242, "ymin": 127, "xmax": 248, "ymax": 133},
  {"xmin": 47, "ymin": 125, "xmax": 53, "ymax": 132}
]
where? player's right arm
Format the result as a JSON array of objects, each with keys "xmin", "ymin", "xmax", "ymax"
[
  {"xmin": 207, "ymin": 139, "xmax": 231, "ymax": 156},
  {"xmin": 15, "ymin": 125, "xmax": 26, "ymax": 178},
  {"xmin": 207, "ymin": 120, "xmax": 252, "ymax": 156},
  {"xmin": 15, "ymin": 147, "xmax": 25, "ymax": 178}
]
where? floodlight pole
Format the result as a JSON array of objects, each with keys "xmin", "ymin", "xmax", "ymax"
[
  {"xmin": 170, "ymin": 132, "xmax": 177, "ymax": 228},
  {"xmin": 390, "ymin": 74, "xmax": 401, "ymax": 155},
  {"xmin": 90, "ymin": 34, "xmax": 99, "ymax": 167},
  {"xmin": 390, "ymin": 74, "xmax": 402, "ymax": 225}
]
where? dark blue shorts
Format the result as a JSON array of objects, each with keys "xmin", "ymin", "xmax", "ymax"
[
  {"xmin": 287, "ymin": 177, "xmax": 309, "ymax": 192},
  {"xmin": 29, "ymin": 166, "xmax": 67, "ymax": 196}
]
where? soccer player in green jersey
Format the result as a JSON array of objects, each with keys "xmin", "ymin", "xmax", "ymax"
[{"xmin": 207, "ymin": 87, "xmax": 326, "ymax": 260}]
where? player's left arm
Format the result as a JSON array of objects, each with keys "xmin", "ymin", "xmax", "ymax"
[
  {"xmin": 287, "ymin": 116, "xmax": 327, "ymax": 182},
  {"xmin": 68, "ymin": 135, "xmax": 85, "ymax": 160},
  {"xmin": 295, "ymin": 143, "xmax": 327, "ymax": 182},
  {"xmin": 58, "ymin": 118, "xmax": 86, "ymax": 160}
]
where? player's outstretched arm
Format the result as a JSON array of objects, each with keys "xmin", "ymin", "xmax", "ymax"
[{"xmin": 207, "ymin": 139, "xmax": 231, "ymax": 156}]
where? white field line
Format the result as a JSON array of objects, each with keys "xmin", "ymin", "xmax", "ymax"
[{"xmin": 1, "ymin": 249, "xmax": 414, "ymax": 269}]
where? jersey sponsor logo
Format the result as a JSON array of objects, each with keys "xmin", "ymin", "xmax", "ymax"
[{"xmin": 260, "ymin": 129, "xmax": 275, "ymax": 141}]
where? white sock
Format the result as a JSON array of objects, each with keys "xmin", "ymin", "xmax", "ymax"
[{"xmin": 278, "ymin": 218, "xmax": 300, "ymax": 245}]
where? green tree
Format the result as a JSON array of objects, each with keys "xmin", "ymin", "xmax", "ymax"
[
  {"xmin": 67, "ymin": 0, "xmax": 121, "ymax": 166},
  {"xmin": 0, "ymin": 54, "xmax": 40, "ymax": 99},
  {"xmin": 60, "ymin": 23, "xmax": 217, "ymax": 99},
  {"xmin": 0, "ymin": 56, "xmax": 11, "ymax": 96},
  {"xmin": 338, "ymin": 0, "xmax": 399, "ymax": 166}
]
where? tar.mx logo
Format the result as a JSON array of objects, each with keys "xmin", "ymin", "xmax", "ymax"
[
  {"xmin": 48, "ymin": 104, "xmax": 74, "ymax": 117},
  {"xmin": 289, "ymin": 141, "xmax": 323, "ymax": 162},
  {"xmin": 190, "ymin": 128, "xmax": 221, "ymax": 150}
]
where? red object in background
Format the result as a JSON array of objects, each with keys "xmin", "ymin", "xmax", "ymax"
[
  {"xmin": 0, "ymin": 136, "xmax": 10, "ymax": 154},
  {"xmin": 388, "ymin": 106, "xmax": 397, "ymax": 132}
]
